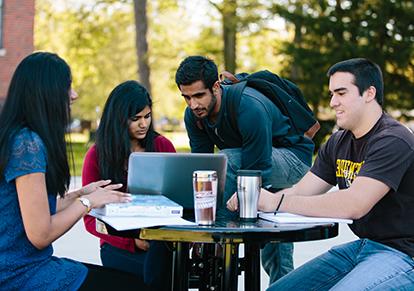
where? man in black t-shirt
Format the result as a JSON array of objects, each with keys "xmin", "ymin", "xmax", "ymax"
[{"xmin": 227, "ymin": 58, "xmax": 414, "ymax": 290}]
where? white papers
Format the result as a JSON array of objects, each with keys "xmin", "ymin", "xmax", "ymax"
[
  {"xmin": 89, "ymin": 211, "xmax": 195, "ymax": 231},
  {"xmin": 259, "ymin": 212, "xmax": 353, "ymax": 224}
]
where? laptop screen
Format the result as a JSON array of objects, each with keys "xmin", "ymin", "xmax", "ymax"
[{"xmin": 127, "ymin": 152, "xmax": 227, "ymax": 209}]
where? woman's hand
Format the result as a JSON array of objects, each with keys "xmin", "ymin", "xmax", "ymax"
[
  {"xmin": 59, "ymin": 180, "xmax": 123, "ymax": 211},
  {"xmin": 226, "ymin": 193, "xmax": 238, "ymax": 212},
  {"xmin": 79, "ymin": 180, "xmax": 123, "ymax": 197},
  {"xmin": 84, "ymin": 187, "xmax": 132, "ymax": 209},
  {"xmin": 134, "ymin": 239, "xmax": 150, "ymax": 251}
]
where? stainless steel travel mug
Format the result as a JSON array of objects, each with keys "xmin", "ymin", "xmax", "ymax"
[{"xmin": 237, "ymin": 170, "xmax": 262, "ymax": 221}]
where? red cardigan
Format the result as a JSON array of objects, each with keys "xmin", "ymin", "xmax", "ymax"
[{"xmin": 82, "ymin": 135, "xmax": 176, "ymax": 253}]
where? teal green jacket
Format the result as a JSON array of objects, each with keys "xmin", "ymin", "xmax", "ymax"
[{"xmin": 184, "ymin": 86, "xmax": 314, "ymax": 185}]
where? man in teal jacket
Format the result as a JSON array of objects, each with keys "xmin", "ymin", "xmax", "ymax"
[{"xmin": 175, "ymin": 55, "xmax": 314, "ymax": 283}]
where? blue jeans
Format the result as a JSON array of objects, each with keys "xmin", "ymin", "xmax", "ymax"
[
  {"xmin": 101, "ymin": 241, "xmax": 172, "ymax": 291},
  {"xmin": 220, "ymin": 147, "xmax": 310, "ymax": 284},
  {"xmin": 267, "ymin": 239, "xmax": 414, "ymax": 291}
]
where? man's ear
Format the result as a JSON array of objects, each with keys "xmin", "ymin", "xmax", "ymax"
[
  {"xmin": 212, "ymin": 81, "xmax": 221, "ymax": 96},
  {"xmin": 213, "ymin": 81, "xmax": 220, "ymax": 90},
  {"xmin": 365, "ymin": 86, "xmax": 377, "ymax": 103}
]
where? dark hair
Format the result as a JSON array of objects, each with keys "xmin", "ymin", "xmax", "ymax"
[
  {"xmin": 0, "ymin": 52, "xmax": 72, "ymax": 197},
  {"xmin": 96, "ymin": 80, "xmax": 158, "ymax": 184},
  {"xmin": 175, "ymin": 56, "xmax": 218, "ymax": 91},
  {"xmin": 327, "ymin": 58, "xmax": 384, "ymax": 106}
]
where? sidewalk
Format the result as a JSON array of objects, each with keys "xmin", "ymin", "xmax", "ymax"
[{"xmin": 53, "ymin": 177, "xmax": 358, "ymax": 290}]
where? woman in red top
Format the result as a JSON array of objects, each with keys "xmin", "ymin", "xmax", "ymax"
[{"xmin": 82, "ymin": 80, "xmax": 175, "ymax": 290}]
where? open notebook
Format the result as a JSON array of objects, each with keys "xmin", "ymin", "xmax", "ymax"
[{"xmin": 259, "ymin": 212, "xmax": 353, "ymax": 224}]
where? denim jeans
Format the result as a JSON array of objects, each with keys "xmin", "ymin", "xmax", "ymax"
[
  {"xmin": 101, "ymin": 241, "xmax": 172, "ymax": 291},
  {"xmin": 220, "ymin": 147, "xmax": 310, "ymax": 284},
  {"xmin": 267, "ymin": 239, "xmax": 414, "ymax": 291}
]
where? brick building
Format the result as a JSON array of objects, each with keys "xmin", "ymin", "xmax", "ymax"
[{"xmin": 0, "ymin": 0, "xmax": 35, "ymax": 111}]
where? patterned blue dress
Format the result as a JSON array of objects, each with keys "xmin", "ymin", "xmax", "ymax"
[{"xmin": 0, "ymin": 128, "xmax": 87, "ymax": 290}]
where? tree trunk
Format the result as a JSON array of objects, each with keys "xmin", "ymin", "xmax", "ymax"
[
  {"xmin": 290, "ymin": 22, "xmax": 302, "ymax": 81},
  {"xmin": 222, "ymin": 0, "xmax": 237, "ymax": 73},
  {"xmin": 133, "ymin": 0, "xmax": 151, "ymax": 94}
]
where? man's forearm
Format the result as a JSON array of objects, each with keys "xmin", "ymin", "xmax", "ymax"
[
  {"xmin": 285, "ymin": 171, "xmax": 333, "ymax": 196},
  {"xmin": 260, "ymin": 176, "xmax": 389, "ymax": 220},
  {"xmin": 279, "ymin": 190, "xmax": 358, "ymax": 219}
]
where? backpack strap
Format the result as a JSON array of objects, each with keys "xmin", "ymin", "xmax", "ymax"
[
  {"xmin": 219, "ymin": 71, "xmax": 239, "ymax": 83},
  {"xmin": 219, "ymin": 71, "xmax": 245, "ymax": 135},
  {"xmin": 304, "ymin": 121, "xmax": 320, "ymax": 139},
  {"xmin": 223, "ymin": 81, "xmax": 247, "ymax": 136}
]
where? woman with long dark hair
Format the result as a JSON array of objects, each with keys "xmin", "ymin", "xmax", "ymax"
[
  {"xmin": 0, "ymin": 52, "xmax": 148, "ymax": 290},
  {"xmin": 82, "ymin": 80, "xmax": 175, "ymax": 290}
]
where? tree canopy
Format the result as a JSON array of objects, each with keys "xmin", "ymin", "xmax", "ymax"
[
  {"xmin": 35, "ymin": 0, "xmax": 414, "ymax": 129},
  {"xmin": 272, "ymin": 0, "xmax": 414, "ymax": 118}
]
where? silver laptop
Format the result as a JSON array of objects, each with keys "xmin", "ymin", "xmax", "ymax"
[{"xmin": 127, "ymin": 152, "xmax": 227, "ymax": 209}]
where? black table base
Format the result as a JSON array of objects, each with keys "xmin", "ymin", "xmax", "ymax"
[{"xmin": 98, "ymin": 217, "xmax": 338, "ymax": 291}]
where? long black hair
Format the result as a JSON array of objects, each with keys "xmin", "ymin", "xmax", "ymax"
[
  {"xmin": 0, "ymin": 52, "xmax": 72, "ymax": 197},
  {"xmin": 96, "ymin": 80, "xmax": 159, "ymax": 184}
]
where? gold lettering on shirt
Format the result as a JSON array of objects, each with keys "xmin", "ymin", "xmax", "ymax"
[{"xmin": 336, "ymin": 159, "xmax": 364, "ymax": 187}]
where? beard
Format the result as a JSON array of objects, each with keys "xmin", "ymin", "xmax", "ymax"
[
  {"xmin": 192, "ymin": 91, "xmax": 217, "ymax": 120},
  {"xmin": 206, "ymin": 93, "xmax": 217, "ymax": 116}
]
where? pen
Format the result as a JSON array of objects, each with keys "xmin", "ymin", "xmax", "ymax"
[{"xmin": 274, "ymin": 193, "xmax": 285, "ymax": 215}]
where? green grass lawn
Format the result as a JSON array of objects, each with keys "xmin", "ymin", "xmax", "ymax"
[{"xmin": 68, "ymin": 142, "xmax": 90, "ymax": 176}]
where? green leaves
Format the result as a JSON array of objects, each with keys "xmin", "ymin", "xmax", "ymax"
[{"xmin": 35, "ymin": 0, "xmax": 414, "ymax": 128}]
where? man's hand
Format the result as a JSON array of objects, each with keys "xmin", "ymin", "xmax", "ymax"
[
  {"xmin": 227, "ymin": 189, "xmax": 283, "ymax": 213},
  {"xmin": 258, "ymin": 189, "xmax": 280, "ymax": 212}
]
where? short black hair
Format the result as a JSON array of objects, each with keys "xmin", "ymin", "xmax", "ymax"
[
  {"xmin": 327, "ymin": 58, "xmax": 384, "ymax": 106},
  {"xmin": 175, "ymin": 56, "xmax": 218, "ymax": 91}
]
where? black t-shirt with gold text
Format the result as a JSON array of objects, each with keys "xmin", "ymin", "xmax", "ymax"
[{"xmin": 312, "ymin": 113, "xmax": 414, "ymax": 257}]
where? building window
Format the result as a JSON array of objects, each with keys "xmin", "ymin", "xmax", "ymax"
[{"xmin": 0, "ymin": 0, "xmax": 3, "ymax": 48}]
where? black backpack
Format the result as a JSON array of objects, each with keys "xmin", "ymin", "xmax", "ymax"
[{"xmin": 219, "ymin": 70, "xmax": 320, "ymax": 142}]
